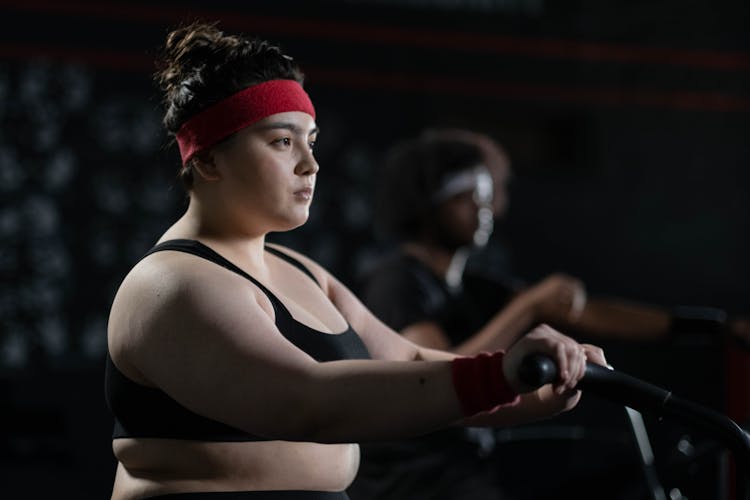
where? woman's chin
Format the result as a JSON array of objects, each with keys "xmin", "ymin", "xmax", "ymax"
[{"xmin": 272, "ymin": 212, "xmax": 309, "ymax": 232}]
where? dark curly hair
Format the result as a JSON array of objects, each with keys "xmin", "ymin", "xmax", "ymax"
[
  {"xmin": 155, "ymin": 21, "xmax": 305, "ymax": 188},
  {"xmin": 374, "ymin": 134, "xmax": 484, "ymax": 242}
]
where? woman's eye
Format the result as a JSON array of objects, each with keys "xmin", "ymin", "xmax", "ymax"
[
  {"xmin": 273, "ymin": 137, "xmax": 291, "ymax": 147},
  {"xmin": 308, "ymin": 140, "xmax": 316, "ymax": 150}
]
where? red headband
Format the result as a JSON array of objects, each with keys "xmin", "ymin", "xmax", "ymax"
[{"xmin": 175, "ymin": 79, "xmax": 316, "ymax": 164}]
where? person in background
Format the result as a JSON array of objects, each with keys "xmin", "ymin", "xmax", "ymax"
[
  {"xmin": 105, "ymin": 23, "xmax": 607, "ymax": 500},
  {"xmin": 349, "ymin": 130, "xmax": 749, "ymax": 500},
  {"xmin": 363, "ymin": 130, "xmax": 750, "ymax": 355}
]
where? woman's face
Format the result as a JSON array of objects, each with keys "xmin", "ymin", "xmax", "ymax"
[{"xmin": 208, "ymin": 111, "xmax": 319, "ymax": 233}]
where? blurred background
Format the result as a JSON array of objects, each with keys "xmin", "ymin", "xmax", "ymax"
[{"xmin": 0, "ymin": 0, "xmax": 748, "ymax": 498}]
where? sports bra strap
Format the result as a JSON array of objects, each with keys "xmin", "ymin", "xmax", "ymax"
[
  {"xmin": 264, "ymin": 245, "xmax": 321, "ymax": 287},
  {"xmin": 145, "ymin": 239, "xmax": 289, "ymax": 313}
]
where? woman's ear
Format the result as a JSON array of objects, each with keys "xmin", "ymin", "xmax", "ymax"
[{"xmin": 191, "ymin": 151, "xmax": 221, "ymax": 182}]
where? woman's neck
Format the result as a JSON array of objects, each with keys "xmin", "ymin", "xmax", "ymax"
[{"xmin": 163, "ymin": 197, "xmax": 269, "ymax": 270}]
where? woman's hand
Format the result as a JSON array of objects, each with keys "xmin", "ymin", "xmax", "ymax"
[
  {"xmin": 460, "ymin": 326, "xmax": 607, "ymax": 427},
  {"xmin": 503, "ymin": 323, "xmax": 607, "ymax": 416},
  {"xmin": 502, "ymin": 324, "xmax": 607, "ymax": 396}
]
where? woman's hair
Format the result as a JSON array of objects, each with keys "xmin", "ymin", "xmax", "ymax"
[
  {"xmin": 374, "ymin": 132, "xmax": 484, "ymax": 242},
  {"xmin": 155, "ymin": 21, "xmax": 305, "ymax": 188}
]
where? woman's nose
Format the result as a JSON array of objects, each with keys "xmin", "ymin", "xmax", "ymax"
[{"xmin": 296, "ymin": 149, "xmax": 319, "ymax": 176}]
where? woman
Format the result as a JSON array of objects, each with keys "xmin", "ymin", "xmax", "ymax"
[{"xmin": 105, "ymin": 22, "xmax": 605, "ymax": 499}]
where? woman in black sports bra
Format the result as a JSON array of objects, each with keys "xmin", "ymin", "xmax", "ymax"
[{"xmin": 106, "ymin": 22, "xmax": 607, "ymax": 500}]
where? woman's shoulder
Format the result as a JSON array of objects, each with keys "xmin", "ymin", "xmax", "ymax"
[
  {"xmin": 108, "ymin": 247, "xmax": 277, "ymax": 365},
  {"xmin": 124, "ymin": 247, "xmax": 275, "ymax": 303},
  {"xmin": 123, "ymin": 248, "xmax": 211, "ymax": 292},
  {"xmin": 110, "ymin": 253, "xmax": 199, "ymax": 333},
  {"xmin": 107, "ymin": 252, "xmax": 200, "ymax": 377},
  {"xmin": 111, "ymin": 249, "xmax": 271, "ymax": 334}
]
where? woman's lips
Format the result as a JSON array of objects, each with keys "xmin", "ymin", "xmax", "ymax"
[{"xmin": 294, "ymin": 187, "xmax": 313, "ymax": 200}]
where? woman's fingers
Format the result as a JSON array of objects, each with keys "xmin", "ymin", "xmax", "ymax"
[
  {"xmin": 526, "ymin": 324, "xmax": 578, "ymax": 394},
  {"xmin": 540, "ymin": 325, "xmax": 595, "ymax": 393},
  {"xmin": 553, "ymin": 335, "xmax": 569, "ymax": 388},
  {"xmin": 505, "ymin": 324, "xmax": 606, "ymax": 396},
  {"xmin": 581, "ymin": 344, "xmax": 607, "ymax": 367},
  {"xmin": 562, "ymin": 341, "xmax": 586, "ymax": 394}
]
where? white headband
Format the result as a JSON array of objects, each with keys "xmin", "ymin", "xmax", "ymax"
[{"xmin": 432, "ymin": 166, "xmax": 493, "ymax": 204}]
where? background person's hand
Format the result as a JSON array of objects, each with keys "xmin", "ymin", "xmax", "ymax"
[
  {"xmin": 729, "ymin": 317, "xmax": 750, "ymax": 349},
  {"xmin": 526, "ymin": 273, "xmax": 587, "ymax": 322}
]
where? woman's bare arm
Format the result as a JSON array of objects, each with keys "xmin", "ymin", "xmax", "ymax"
[
  {"xmin": 110, "ymin": 250, "xmax": 597, "ymax": 445},
  {"xmin": 109, "ymin": 252, "xmax": 464, "ymax": 444},
  {"xmin": 290, "ymin": 249, "xmax": 603, "ymax": 427}
]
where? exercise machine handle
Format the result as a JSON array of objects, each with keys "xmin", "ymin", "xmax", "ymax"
[{"xmin": 517, "ymin": 352, "xmax": 750, "ymax": 498}]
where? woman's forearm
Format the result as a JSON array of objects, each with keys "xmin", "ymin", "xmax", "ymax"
[{"xmin": 295, "ymin": 359, "xmax": 463, "ymax": 443}]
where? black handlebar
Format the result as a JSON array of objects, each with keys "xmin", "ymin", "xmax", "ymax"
[
  {"xmin": 518, "ymin": 353, "xmax": 673, "ymax": 411},
  {"xmin": 518, "ymin": 353, "xmax": 750, "ymax": 497}
]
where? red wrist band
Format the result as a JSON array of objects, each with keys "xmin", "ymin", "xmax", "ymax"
[
  {"xmin": 451, "ymin": 351, "xmax": 520, "ymax": 417},
  {"xmin": 176, "ymin": 79, "xmax": 316, "ymax": 164}
]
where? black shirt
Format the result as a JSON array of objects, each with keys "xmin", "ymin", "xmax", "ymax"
[
  {"xmin": 349, "ymin": 250, "xmax": 520, "ymax": 500},
  {"xmin": 361, "ymin": 251, "xmax": 517, "ymax": 346}
]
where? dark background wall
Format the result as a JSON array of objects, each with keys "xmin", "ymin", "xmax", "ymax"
[{"xmin": 0, "ymin": 1, "xmax": 748, "ymax": 498}]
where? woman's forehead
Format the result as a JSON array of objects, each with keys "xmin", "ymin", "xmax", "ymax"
[{"xmin": 252, "ymin": 111, "xmax": 318, "ymax": 134}]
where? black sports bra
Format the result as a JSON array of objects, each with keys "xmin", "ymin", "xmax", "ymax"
[{"xmin": 105, "ymin": 239, "xmax": 371, "ymax": 442}]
